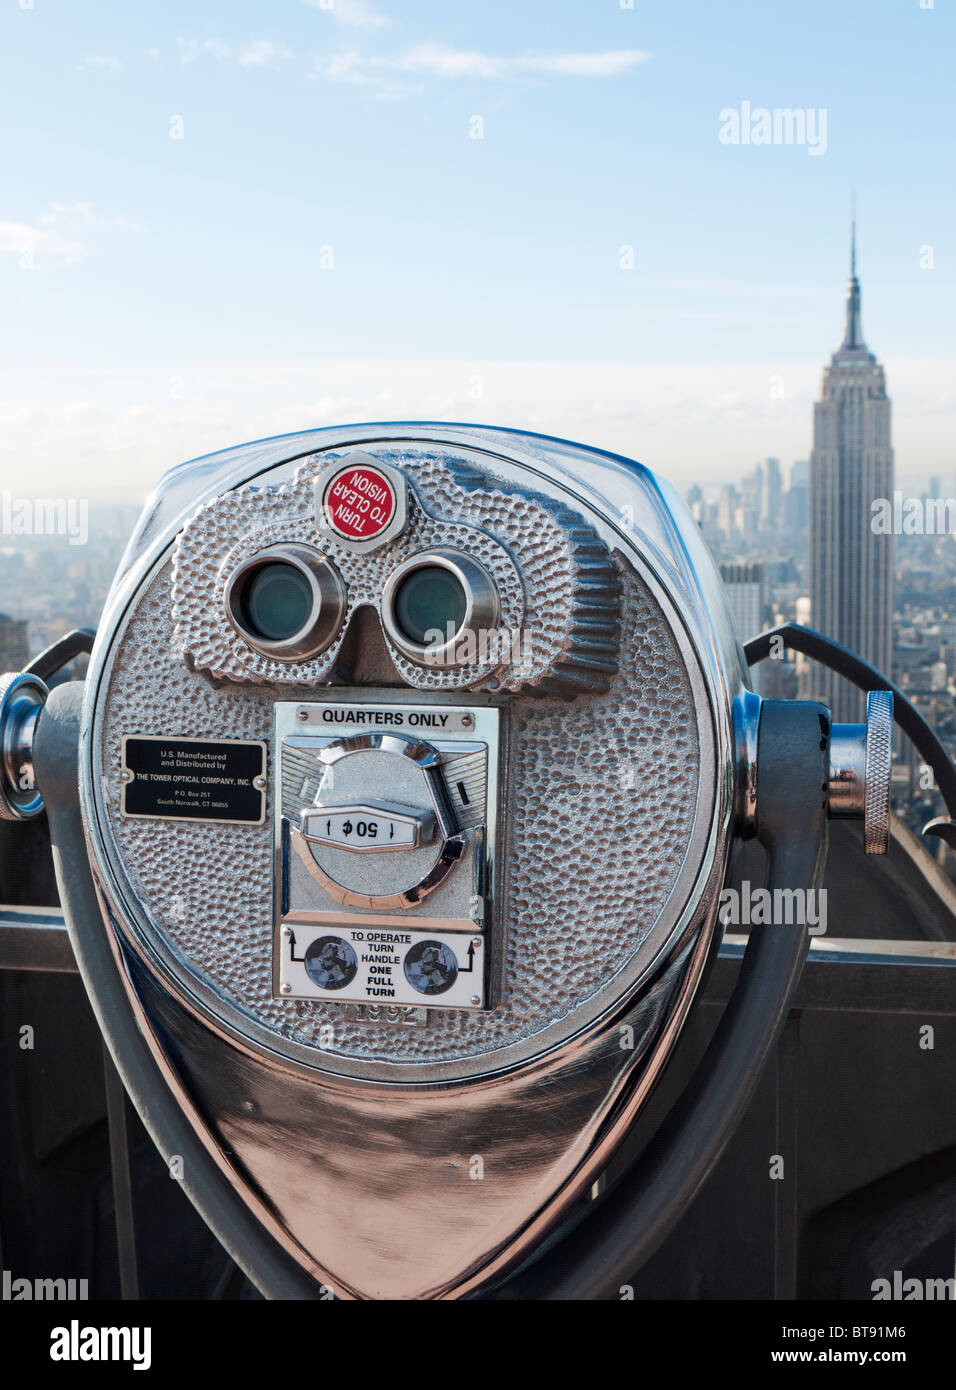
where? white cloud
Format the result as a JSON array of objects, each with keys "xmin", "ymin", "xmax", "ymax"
[
  {"xmin": 237, "ymin": 39, "xmax": 295, "ymax": 68},
  {"xmin": 0, "ymin": 204, "xmax": 142, "ymax": 266},
  {"xmin": 395, "ymin": 46, "xmax": 650, "ymax": 79},
  {"xmin": 41, "ymin": 203, "xmax": 143, "ymax": 235},
  {"xmin": 535, "ymin": 52, "xmax": 647, "ymax": 77},
  {"xmin": 311, "ymin": 44, "xmax": 649, "ymax": 94},
  {"xmin": 40, "ymin": 202, "xmax": 96, "ymax": 225},
  {"xmin": 0, "ymin": 219, "xmax": 85, "ymax": 264},
  {"xmin": 177, "ymin": 37, "xmax": 224, "ymax": 65},
  {"xmin": 311, "ymin": 49, "xmax": 421, "ymax": 99},
  {"xmin": 301, "ymin": 0, "xmax": 392, "ymax": 29},
  {"xmin": 76, "ymin": 55, "xmax": 122, "ymax": 73},
  {"xmin": 176, "ymin": 37, "xmax": 293, "ymax": 67}
]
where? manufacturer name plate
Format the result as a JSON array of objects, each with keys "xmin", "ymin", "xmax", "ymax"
[{"xmin": 121, "ymin": 736, "xmax": 266, "ymax": 824}]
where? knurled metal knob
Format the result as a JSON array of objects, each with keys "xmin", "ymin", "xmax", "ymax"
[
  {"xmin": 0, "ymin": 671, "xmax": 48, "ymax": 821},
  {"xmin": 863, "ymin": 690, "xmax": 892, "ymax": 855},
  {"xmin": 826, "ymin": 689, "xmax": 893, "ymax": 854}
]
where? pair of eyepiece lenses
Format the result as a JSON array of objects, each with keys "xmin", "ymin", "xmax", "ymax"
[{"xmin": 226, "ymin": 545, "xmax": 498, "ymax": 667}]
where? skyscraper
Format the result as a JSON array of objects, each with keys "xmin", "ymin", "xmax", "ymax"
[
  {"xmin": 0, "ymin": 613, "xmax": 28, "ymax": 671},
  {"xmin": 785, "ymin": 460, "xmax": 810, "ymax": 534},
  {"xmin": 805, "ymin": 225, "xmax": 894, "ymax": 721},
  {"xmin": 762, "ymin": 457, "xmax": 782, "ymax": 529},
  {"xmin": 720, "ymin": 562, "xmax": 766, "ymax": 694}
]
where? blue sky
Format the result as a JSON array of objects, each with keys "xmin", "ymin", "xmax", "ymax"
[{"xmin": 1, "ymin": 0, "xmax": 953, "ymax": 495}]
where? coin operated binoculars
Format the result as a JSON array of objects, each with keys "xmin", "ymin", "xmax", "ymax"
[{"xmin": 0, "ymin": 424, "xmax": 895, "ymax": 1300}]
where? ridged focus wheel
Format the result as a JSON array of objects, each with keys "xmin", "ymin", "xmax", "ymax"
[{"xmin": 864, "ymin": 690, "xmax": 893, "ymax": 855}]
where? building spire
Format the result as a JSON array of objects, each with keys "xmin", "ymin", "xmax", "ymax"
[
  {"xmin": 850, "ymin": 201, "xmax": 856, "ymax": 277},
  {"xmin": 840, "ymin": 207, "xmax": 865, "ymax": 352}
]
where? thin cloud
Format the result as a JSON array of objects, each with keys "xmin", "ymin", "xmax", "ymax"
[
  {"xmin": 41, "ymin": 203, "xmax": 142, "ymax": 234},
  {"xmin": 311, "ymin": 44, "xmax": 649, "ymax": 95},
  {"xmin": 0, "ymin": 219, "xmax": 85, "ymax": 264},
  {"xmin": 76, "ymin": 55, "xmax": 123, "ymax": 73},
  {"xmin": 177, "ymin": 38, "xmax": 230, "ymax": 64},
  {"xmin": 237, "ymin": 39, "xmax": 295, "ymax": 68},
  {"xmin": 0, "ymin": 203, "xmax": 142, "ymax": 265},
  {"xmin": 311, "ymin": 49, "xmax": 421, "ymax": 99},
  {"xmin": 301, "ymin": 0, "xmax": 393, "ymax": 29},
  {"xmin": 176, "ymin": 37, "xmax": 293, "ymax": 67}
]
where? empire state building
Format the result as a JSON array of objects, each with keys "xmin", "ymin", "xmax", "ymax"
[{"xmin": 806, "ymin": 227, "xmax": 894, "ymax": 722}]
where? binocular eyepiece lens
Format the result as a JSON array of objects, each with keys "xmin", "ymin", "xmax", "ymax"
[
  {"xmin": 393, "ymin": 565, "xmax": 468, "ymax": 646},
  {"xmin": 381, "ymin": 549, "xmax": 500, "ymax": 667},
  {"xmin": 242, "ymin": 562, "xmax": 314, "ymax": 642},
  {"xmin": 224, "ymin": 545, "xmax": 347, "ymax": 662}
]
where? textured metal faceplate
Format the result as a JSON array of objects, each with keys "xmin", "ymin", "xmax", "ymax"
[
  {"xmin": 96, "ymin": 553, "xmax": 703, "ymax": 1070},
  {"xmin": 171, "ymin": 449, "xmax": 620, "ymax": 694}
]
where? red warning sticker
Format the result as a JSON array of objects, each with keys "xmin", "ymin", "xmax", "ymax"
[{"xmin": 322, "ymin": 464, "xmax": 397, "ymax": 542}]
